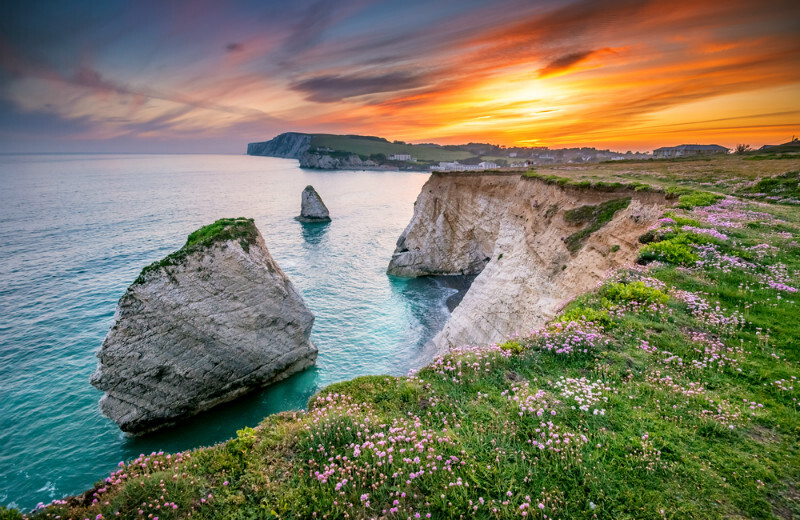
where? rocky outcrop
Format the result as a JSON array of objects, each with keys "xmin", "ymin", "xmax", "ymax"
[
  {"xmin": 298, "ymin": 152, "xmax": 379, "ymax": 170},
  {"xmin": 247, "ymin": 132, "xmax": 311, "ymax": 158},
  {"xmin": 389, "ymin": 173, "xmax": 670, "ymax": 352},
  {"xmin": 90, "ymin": 218, "xmax": 317, "ymax": 435},
  {"xmin": 296, "ymin": 185, "xmax": 331, "ymax": 222}
]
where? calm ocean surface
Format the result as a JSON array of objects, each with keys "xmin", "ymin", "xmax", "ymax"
[{"xmin": 0, "ymin": 154, "xmax": 453, "ymax": 510}]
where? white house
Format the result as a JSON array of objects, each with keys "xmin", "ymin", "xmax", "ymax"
[{"xmin": 431, "ymin": 161, "xmax": 498, "ymax": 172}]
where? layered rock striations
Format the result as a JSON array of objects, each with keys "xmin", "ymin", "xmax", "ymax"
[
  {"xmin": 388, "ymin": 172, "xmax": 670, "ymax": 352},
  {"xmin": 91, "ymin": 218, "xmax": 317, "ymax": 435},
  {"xmin": 296, "ymin": 185, "xmax": 331, "ymax": 222},
  {"xmin": 297, "ymin": 152, "xmax": 379, "ymax": 170}
]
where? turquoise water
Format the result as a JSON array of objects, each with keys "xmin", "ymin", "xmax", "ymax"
[{"xmin": 0, "ymin": 154, "xmax": 453, "ymax": 510}]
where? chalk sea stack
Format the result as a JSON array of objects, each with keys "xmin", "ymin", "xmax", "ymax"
[
  {"xmin": 295, "ymin": 185, "xmax": 331, "ymax": 222},
  {"xmin": 90, "ymin": 218, "xmax": 317, "ymax": 435}
]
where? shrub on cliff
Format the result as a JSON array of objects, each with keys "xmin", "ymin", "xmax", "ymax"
[
  {"xmin": 558, "ymin": 306, "xmax": 615, "ymax": 329},
  {"xmin": 639, "ymin": 239, "xmax": 699, "ymax": 265},
  {"xmin": 665, "ymin": 187, "xmax": 724, "ymax": 209},
  {"xmin": 0, "ymin": 506, "xmax": 23, "ymax": 520},
  {"xmin": 600, "ymin": 281, "xmax": 669, "ymax": 306},
  {"xmin": 563, "ymin": 197, "xmax": 631, "ymax": 253}
]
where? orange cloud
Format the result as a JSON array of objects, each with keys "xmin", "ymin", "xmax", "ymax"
[{"xmin": 2, "ymin": 0, "xmax": 799, "ymax": 151}]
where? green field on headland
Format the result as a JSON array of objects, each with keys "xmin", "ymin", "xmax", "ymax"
[
  {"xmin": 6, "ymin": 156, "xmax": 800, "ymax": 519},
  {"xmin": 309, "ymin": 135, "xmax": 473, "ymax": 162}
]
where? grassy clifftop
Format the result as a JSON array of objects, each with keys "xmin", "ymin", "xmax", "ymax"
[
  {"xmin": 309, "ymin": 134, "xmax": 473, "ymax": 162},
  {"xmin": 8, "ymin": 163, "xmax": 800, "ymax": 519},
  {"xmin": 133, "ymin": 218, "xmax": 257, "ymax": 285}
]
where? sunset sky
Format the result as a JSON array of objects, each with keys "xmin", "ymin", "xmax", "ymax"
[{"xmin": 1, "ymin": 0, "xmax": 799, "ymax": 153}]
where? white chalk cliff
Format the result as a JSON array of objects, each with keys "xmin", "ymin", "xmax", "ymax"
[
  {"xmin": 296, "ymin": 185, "xmax": 331, "ymax": 222},
  {"xmin": 91, "ymin": 218, "xmax": 317, "ymax": 435},
  {"xmin": 388, "ymin": 172, "xmax": 669, "ymax": 352}
]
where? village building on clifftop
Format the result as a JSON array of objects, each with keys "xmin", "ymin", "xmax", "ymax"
[
  {"xmin": 653, "ymin": 144, "xmax": 729, "ymax": 158},
  {"xmin": 430, "ymin": 161, "xmax": 500, "ymax": 172}
]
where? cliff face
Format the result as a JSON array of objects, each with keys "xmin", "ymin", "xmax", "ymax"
[
  {"xmin": 90, "ymin": 219, "xmax": 317, "ymax": 435},
  {"xmin": 247, "ymin": 132, "xmax": 311, "ymax": 158},
  {"xmin": 246, "ymin": 133, "xmax": 381, "ymax": 170},
  {"xmin": 298, "ymin": 152, "xmax": 378, "ymax": 170},
  {"xmin": 388, "ymin": 173, "xmax": 670, "ymax": 352}
]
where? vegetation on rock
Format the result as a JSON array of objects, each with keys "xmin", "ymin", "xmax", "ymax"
[
  {"xmin": 134, "ymin": 218, "xmax": 257, "ymax": 285},
  {"xmin": 563, "ymin": 198, "xmax": 631, "ymax": 253}
]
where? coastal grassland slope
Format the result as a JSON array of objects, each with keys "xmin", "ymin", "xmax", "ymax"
[
  {"xmin": 388, "ymin": 172, "xmax": 670, "ymax": 352},
  {"xmin": 6, "ymin": 161, "xmax": 800, "ymax": 520},
  {"xmin": 543, "ymin": 153, "xmax": 800, "ymax": 195},
  {"xmin": 308, "ymin": 135, "xmax": 472, "ymax": 162}
]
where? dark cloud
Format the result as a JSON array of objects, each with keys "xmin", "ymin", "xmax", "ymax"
[
  {"xmin": 226, "ymin": 42, "xmax": 244, "ymax": 53},
  {"xmin": 537, "ymin": 50, "xmax": 596, "ymax": 77},
  {"xmin": 73, "ymin": 65, "xmax": 131, "ymax": 93},
  {"xmin": 290, "ymin": 72, "xmax": 425, "ymax": 103}
]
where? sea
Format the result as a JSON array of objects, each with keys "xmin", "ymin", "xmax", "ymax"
[{"xmin": 0, "ymin": 153, "xmax": 457, "ymax": 510}]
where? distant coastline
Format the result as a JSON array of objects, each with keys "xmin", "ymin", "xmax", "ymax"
[{"xmin": 246, "ymin": 132, "xmax": 651, "ymax": 172}]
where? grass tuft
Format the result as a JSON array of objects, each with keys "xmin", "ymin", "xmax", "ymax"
[
  {"xmin": 563, "ymin": 197, "xmax": 631, "ymax": 253},
  {"xmin": 134, "ymin": 218, "xmax": 257, "ymax": 285}
]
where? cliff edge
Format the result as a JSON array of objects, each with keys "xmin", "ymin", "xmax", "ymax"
[
  {"xmin": 389, "ymin": 173, "xmax": 670, "ymax": 352},
  {"xmin": 247, "ymin": 132, "xmax": 311, "ymax": 158},
  {"xmin": 90, "ymin": 218, "xmax": 317, "ymax": 435}
]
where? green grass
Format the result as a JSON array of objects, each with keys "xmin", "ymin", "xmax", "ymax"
[
  {"xmin": 662, "ymin": 186, "xmax": 725, "ymax": 209},
  {"xmin": 310, "ymin": 134, "xmax": 472, "ymax": 162},
  {"xmin": 522, "ymin": 171, "xmax": 662, "ymax": 194},
  {"xmin": 11, "ymin": 157, "xmax": 800, "ymax": 520},
  {"xmin": 639, "ymin": 238, "xmax": 699, "ymax": 265},
  {"xmin": 745, "ymin": 154, "xmax": 800, "ymax": 161},
  {"xmin": 737, "ymin": 171, "xmax": 800, "ymax": 204},
  {"xmin": 599, "ymin": 281, "xmax": 669, "ymax": 306},
  {"xmin": 134, "ymin": 218, "xmax": 257, "ymax": 284},
  {"xmin": 676, "ymin": 191, "xmax": 724, "ymax": 209},
  {"xmin": 637, "ymin": 228, "xmax": 725, "ymax": 266},
  {"xmin": 563, "ymin": 197, "xmax": 631, "ymax": 253}
]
